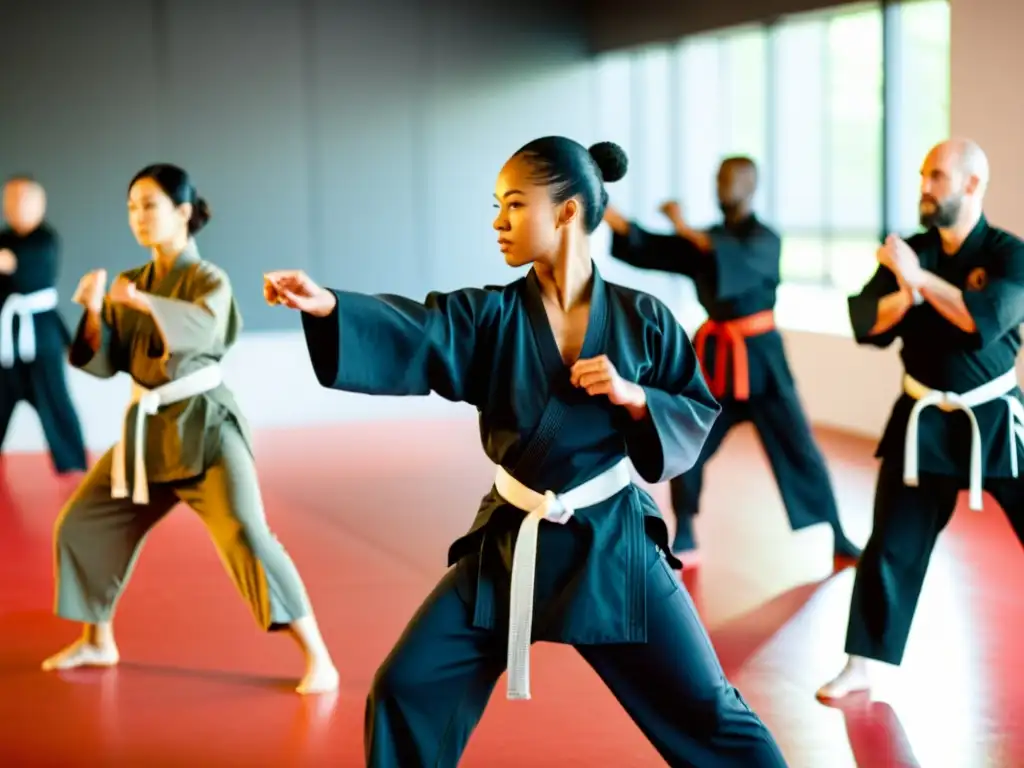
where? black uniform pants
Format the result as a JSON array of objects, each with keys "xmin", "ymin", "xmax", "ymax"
[
  {"xmin": 669, "ymin": 385, "xmax": 842, "ymax": 551},
  {"xmin": 364, "ymin": 540, "xmax": 788, "ymax": 768},
  {"xmin": 844, "ymin": 459, "xmax": 1024, "ymax": 665},
  {"xmin": 0, "ymin": 353, "xmax": 87, "ymax": 473}
]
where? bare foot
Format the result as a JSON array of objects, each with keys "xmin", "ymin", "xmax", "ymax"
[
  {"xmin": 816, "ymin": 656, "xmax": 870, "ymax": 700},
  {"xmin": 296, "ymin": 659, "xmax": 339, "ymax": 695},
  {"xmin": 287, "ymin": 615, "xmax": 339, "ymax": 695},
  {"xmin": 41, "ymin": 639, "xmax": 119, "ymax": 672}
]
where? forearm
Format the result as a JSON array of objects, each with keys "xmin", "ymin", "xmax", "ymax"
[
  {"xmin": 606, "ymin": 218, "xmax": 630, "ymax": 237},
  {"xmin": 70, "ymin": 306, "xmax": 119, "ymax": 377},
  {"xmin": 81, "ymin": 309, "xmax": 102, "ymax": 351},
  {"xmin": 609, "ymin": 224, "xmax": 700, "ymax": 274},
  {"xmin": 918, "ymin": 272, "xmax": 977, "ymax": 332},
  {"xmin": 668, "ymin": 218, "xmax": 712, "ymax": 253},
  {"xmin": 869, "ymin": 291, "xmax": 913, "ymax": 335}
]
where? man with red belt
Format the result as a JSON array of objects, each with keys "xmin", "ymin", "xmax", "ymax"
[{"xmin": 603, "ymin": 156, "xmax": 861, "ymax": 562}]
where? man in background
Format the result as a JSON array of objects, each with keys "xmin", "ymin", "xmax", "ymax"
[
  {"xmin": 604, "ymin": 157, "xmax": 860, "ymax": 564},
  {"xmin": 818, "ymin": 138, "xmax": 1024, "ymax": 699},
  {"xmin": 0, "ymin": 175, "xmax": 87, "ymax": 474}
]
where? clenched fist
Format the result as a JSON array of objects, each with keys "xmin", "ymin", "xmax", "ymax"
[
  {"xmin": 0, "ymin": 248, "xmax": 17, "ymax": 275},
  {"xmin": 569, "ymin": 354, "xmax": 646, "ymax": 411},
  {"xmin": 72, "ymin": 269, "xmax": 108, "ymax": 312},
  {"xmin": 264, "ymin": 270, "xmax": 337, "ymax": 317}
]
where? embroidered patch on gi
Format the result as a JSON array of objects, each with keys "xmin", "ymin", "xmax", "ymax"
[{"xmin": 966, "ymin": 267, "xmax": 988, "ymax": 291}]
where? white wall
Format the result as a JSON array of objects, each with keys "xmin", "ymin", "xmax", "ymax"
[{"xmin": 948, "ymin": 0, "xmax": 1023, "ymax": 231}]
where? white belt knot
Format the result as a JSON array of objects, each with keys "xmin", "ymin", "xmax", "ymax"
[
  {"xmin": 903, "ymin": 369, "xmax": 1024, "ymax": 511},
  {"xmin": 495, "ymin": 457, "xmax": 632, "ymax": 701},
  {"xmin": 111, "ymin": 365, "xmax": 224, "ymax": 504},
  {"xmin": 535, "ymin": 490, "xmax": 574, "ymax": 524},
  {"xmin": 0, "ymin": 287, "xmax": 59, "ymax": 368},
  {"xmin": 929, "ymin": 391, "xmax": 968, "ymax": 412}
]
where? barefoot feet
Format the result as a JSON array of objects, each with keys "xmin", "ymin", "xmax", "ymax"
[
  {"xmin": 816, "ymin": 656, "xmax": 871, "ymax": 700},
  {"xmin": 297, "ymin": 658, "xmax": 340, "ymax": 695},
  {"xmin": 41, "ymin": 638, "xmax": 119, "ymax": 672}
]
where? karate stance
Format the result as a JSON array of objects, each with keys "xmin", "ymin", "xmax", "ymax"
[
  {"xmin": 267, "ymin": 137, "xmax": 788, "ymax": 766},
  {"xmin": 0, "ymin": 175, "xmax": 87, "ymax": 474},
  {"xmin": 605, "ymin": 157, "xmax": 860, "ymax": 561},
  {"xmin": 819, "ymin": 139, "xmax": 1024, "ymax": 699},
  {"xmin": 42, "ymin": 163, "xmax": 338, "ymax": 695}
]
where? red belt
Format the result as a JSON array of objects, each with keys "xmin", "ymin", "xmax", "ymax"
[{"xmin": 693, "ymin": 310, "xmax": 775, "ymax": 401}]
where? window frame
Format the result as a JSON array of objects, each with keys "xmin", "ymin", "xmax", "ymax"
[{"xmin": 593, "ymin": 0, "xmax": 950, "ymax": 293}]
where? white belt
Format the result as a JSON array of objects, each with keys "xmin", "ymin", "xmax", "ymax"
[
  {"xmin": 111, "ymin": 365, "xmax": 224, "ymax": 504},
  {"xmin": 495, "ymin": 457, "xmax": 632, "ymax": 700},
  {"xmin": 903, "ymin": 368, "xmax": 1024, "ymax": 510},
  {"xmin": 0, "ymin": 287, "xmax": 59, "ymax": 368}
]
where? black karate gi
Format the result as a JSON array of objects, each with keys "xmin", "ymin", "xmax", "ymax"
[
  {"xmin": 300, "ymin": 265, "xmax": 790, "ymax": 767},
  {"xmin": 610, "ymin": 218, "xmax": 859, "ymax": 557},
  {"xmin": 843, "ymin": 215, "xmax": 1024, "ymax": 665},
  {"xmin": 0, "ymin": 223, "xmax": 86, "ymax": 473}
]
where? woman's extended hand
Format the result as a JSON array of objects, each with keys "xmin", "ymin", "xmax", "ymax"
[{"xmin": 264, "ymin": 270, "xmax": 337, "ymax": 317}]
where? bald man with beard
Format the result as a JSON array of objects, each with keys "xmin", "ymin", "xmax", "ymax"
[
  {"xmin": 818, "ymin": 138, "xmax": 1024, "ymax": 699},
  {"xmin": 0, "ymin": 175, "xmax": 87, "ymax": 474},
  {"xmin": 604, "ymin": 156, "xmax": 861, "ymax": 565}
]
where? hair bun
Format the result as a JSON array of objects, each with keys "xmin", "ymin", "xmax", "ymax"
[
  {"xmin": 588, "ymin": 141, "xmax": 628, "ymax": 183},
  {"xmin": 189, "ymin": 196, "xmax": 212, "ymax": 234}
]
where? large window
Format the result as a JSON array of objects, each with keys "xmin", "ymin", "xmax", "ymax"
[
  {"xmin": 591, "ymin": 0, "xmax": 951, "ymax": 322},
  {"xmin": 772, "ymin": 4, "xmax": 887, "ymax": 294},
  {"xmin": 886, "ymin": 0, "xmax": 952, "ymax": 233}
]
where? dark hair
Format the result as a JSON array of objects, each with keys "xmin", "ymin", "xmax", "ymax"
[
  {"xmin": 513, "ymin": 136, "xmax": 628, "ymax": 234},
  {"xmin": 128, "ymin": 163, "xmax": 211, "ymax": 234}
]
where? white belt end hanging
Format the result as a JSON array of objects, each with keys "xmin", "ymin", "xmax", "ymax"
[
  {"xmin": 967, "ymin": 416, "xmax": 984, "ymax": 511},
  {"xmin": 964, "ymin": 400, "xmax": 984, "ymax": 511},
  {"xmin": 903, "ymin": 398, "xmax": 928, "ymax": 489},
  {"xmin": 494, "ymin": 459, "xmax": 630, "ymax": 702},
  {"xmin": 129, "ymin": 393, "xmax": 162, "ymax": 506},
  {"xmin": 505, "ymin": 491, "xmax": 575, "ymax": 701},
  {"xmin": 967, "ymin": 487, "xmax": 984, "ymax": 511},
  {"xmin": 131, "ymin": 477, "xmax": 150, "ymax": 506},
  {"xmin": 110, "ymin": 430, "xmax": 129, "ymax": 499},
  {"xmin": 18, "ymin": 317, "xmax": 37, "ymax": 365}
]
